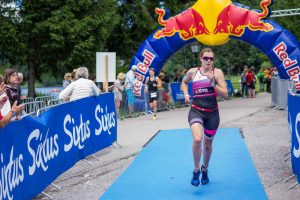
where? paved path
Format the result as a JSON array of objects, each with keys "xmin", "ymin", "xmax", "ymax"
[{"xmin": 36, "ymin": 93, "xmax": 300, "ymax": 200}]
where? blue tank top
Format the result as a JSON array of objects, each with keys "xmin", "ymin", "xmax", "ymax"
[{"xmin": 192, "ymin": 68, "xmax": 217, "ymax": 109}]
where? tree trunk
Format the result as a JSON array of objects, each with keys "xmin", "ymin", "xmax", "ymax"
[{"xmin": 27, "ymin": 26, "xmax": 36, "ymax": 98}]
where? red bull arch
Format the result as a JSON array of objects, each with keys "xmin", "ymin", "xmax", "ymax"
[{"xmin": 130, "ymin": 0, "xmax": 300, "ymax": 93}]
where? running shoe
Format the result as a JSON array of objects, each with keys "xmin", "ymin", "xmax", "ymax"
[
  {"xmin": 201, "ymin": 165, "xmax": 209, "ymax": 185},
  {"xmin": 191, "ymin": 170, "xmax": 200, "ymax": 186},
  {"xmin": 153, "ymin": 114, "xmax": 157, "ymax": 120}
]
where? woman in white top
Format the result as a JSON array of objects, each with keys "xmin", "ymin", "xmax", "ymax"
[{"xmin": 59, "ymin": 67, "xmax": 100, "ymax": 101}]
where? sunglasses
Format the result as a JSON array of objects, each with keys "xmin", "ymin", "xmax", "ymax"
[{"xmin": 202, "ymin": 56, "xmax": 214, "ymax": 61}]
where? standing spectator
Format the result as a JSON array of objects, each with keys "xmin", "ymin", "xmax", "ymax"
[
  {"xmin": 145, "ymin": 68, "xmax": 160, "ymax": 120},
  {"xmin": 125, "ymin": 66, "xmax": 137, "ymax": 117},
  {"xmin": 109, "ymin": 72, "xmax": 125, "ymax": 119},
  {"xmin": 158, "ymin": 72, "xmax": 171, "ymax": 109},
  {"xmin": 17, "ymin": 72, "xmax": 26, "ymax": 99},
  {"xmin": 63, "ymin": 73, "xmax": 72, "ymax": 88},
  {"xmin": 3, "ymin": 68, "xmax": 21, "ymax": 106},
  {"xmin": 240, "ymin": 66, "xmax": 248, "ymax": 98},
  {"xmin": 246, "ymin": 67, "xmax": 256, "ymax": 98},
  {"xmin": 0, "ymin": 75, "xmax": 24, "ymax": 125},
  {"xmin": 264, "ymin": 67, "xmax": 272, "ymax": 92},
  {"xmin": 257, "ymin": 68, "xmax": 265, "ymax": 92},
  {"xmin": 179, "ymin": 68, "xmax": 188, "ymax": 82},
  {"xmin": 59, "ymin": 67, "xmax": 99, "ymax": 101}
]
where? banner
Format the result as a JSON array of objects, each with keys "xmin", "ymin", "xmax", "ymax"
[
  {"xmin": 170, "ymin": 82, "xmax": 192, "ymax": 103},
  {"xmin": 288, "ymin": 92, "xmax": 300, "ymax": 183},
  {"xmin": 0, "ymin": 93, "xmax": 117, "ymax": 200},
  {"xmin": 226, "ymin": 80, "xmax": 234, "ymax": 96}
]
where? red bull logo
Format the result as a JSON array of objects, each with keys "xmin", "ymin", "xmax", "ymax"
[
  {"xmin": 153, "ymin": 7, "xmax": 209, "ymax": 40},
  {"xmin": 213, "ymin": 0, "xmax": 273, "ymax": 37},
  {"xmin": 153, "ymin": 0, "xmax": 274, "ymax": 46}
]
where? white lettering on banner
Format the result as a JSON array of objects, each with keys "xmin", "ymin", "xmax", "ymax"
[
  {"xmin": 95, "ymin": 105, "xmax": 116, "ymax": 136},
  {"xmin": 273, "ymin": 42, "xmax": 300, "ymax": 79},
  {"xmin": 28, "ymin": 129, "xmax": 59, "ymax": 175},
  {"xmin": 293, "ymin": 113, "xmax": 300, "ymax": 158},
  {"xmin": 132, "ymin": 50, "xmax": 156, "ymax": 92},
  {"xmin": 0, "ymin": 147, "xmax": 24, "ymax": 200},
  {"xmin": 176, "ymin": 93, "xmax": 185, "ymax": 100},
  {"xmin": 63, "ymin": 114, "xmax": 91, "ymax": 152}
]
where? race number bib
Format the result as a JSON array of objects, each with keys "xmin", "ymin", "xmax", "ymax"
[{"xmin": 150, "ymin": 92, "xmax": 157, "ymax": 98}]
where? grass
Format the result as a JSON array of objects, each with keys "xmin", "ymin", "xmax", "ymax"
[{"xmin": 226, "ymin": 75, "xmax": 263, "ymax": 92}]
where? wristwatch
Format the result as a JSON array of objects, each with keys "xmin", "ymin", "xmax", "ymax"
[{"xmin": 9, "ymin": 110, "xmax": 16, "ymax": 117}]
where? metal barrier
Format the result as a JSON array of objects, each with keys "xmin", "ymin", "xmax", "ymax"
[
  {"xmin": 48, "ymin": 99, "xmax": 64, "ymax": 106},
  {"xmin": 21, "ymin": 96, "xmax": 62, "ymax": 117},
  {"xmin": 35, "ymin": 95, "xmax": 57, "ymax": 103},
  {"xmin": 271, "ymin": 77, "xmax": 295, "ymax": 110},
  {"xmin": 21, "ymin": 97, "xmax": 34, "ymax": 104},
  {"xmin": 118, "ymin": 83, "xmax": 187, "ymax": 119}
]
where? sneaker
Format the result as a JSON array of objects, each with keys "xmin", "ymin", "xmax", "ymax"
[
  {"xmin": 201, "ymin": 165, "xmax": 209, "ymax": 185},
  {"xmin": 191, "ymin": 170, "xmax": 200, "ymax": 186},
  {"xmin": 153, "ymin": 114, "xmax": 157, "ymax": 120}
]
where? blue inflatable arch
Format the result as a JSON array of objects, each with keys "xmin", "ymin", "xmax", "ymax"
[{"xmin": 130, "ymin": 0, "xmax": 300, "ymax": 93}]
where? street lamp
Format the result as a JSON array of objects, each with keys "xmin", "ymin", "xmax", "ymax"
[{"xmin": 190, "ymin": 43, "xmax": 200, "ymax": 67}]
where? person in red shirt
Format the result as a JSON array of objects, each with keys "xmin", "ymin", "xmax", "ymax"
[{"xmin": 246, "ymin": 67, "xmax": 256, "ymax": 98}]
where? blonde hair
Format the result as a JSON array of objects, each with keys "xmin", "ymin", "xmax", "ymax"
[
  {"xmin": 117, "ymin": 72, "xmax": 125, "ymax": 80},
  {"xmin": 64, "ymin": 73, "xmax": 72, "ymax": 80},
  {"xmin": 199, "ymin": 48, "xmax": 214, "ymax": 58}
]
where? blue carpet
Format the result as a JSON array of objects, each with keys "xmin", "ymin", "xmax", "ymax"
[{"xmin": 100, "ymin": 128, "xmax": 267, "ymax": 200}]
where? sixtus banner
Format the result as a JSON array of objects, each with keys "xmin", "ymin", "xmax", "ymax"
[
  {"xmin": 170, "ymin": 82, "xmax": 193, "ymax": 103},
  {"xmin": 288, "ymin": 92, "xmax": 300, "ymax": 183},
  {"xmin": 0, "ymin": 93, "xmax": 117, "ymax": 200}
]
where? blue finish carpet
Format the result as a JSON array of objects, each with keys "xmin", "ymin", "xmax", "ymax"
[{"xmin": 100, "ymin": 128, "xmax": 267, "ymax": 200}]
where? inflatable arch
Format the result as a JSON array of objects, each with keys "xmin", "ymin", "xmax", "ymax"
[{"xmin": 130, "ymin": 0, "xmax": 300, "ymax": 94}]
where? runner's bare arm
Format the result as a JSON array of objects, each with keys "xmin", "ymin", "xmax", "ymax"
[
  {"xmin": 214, "ymin": 68, "xmax": 228, "ymax": 98},
  {"xmin": 182, "ymin": 69, "xmax": 193, "ymax": 102}
]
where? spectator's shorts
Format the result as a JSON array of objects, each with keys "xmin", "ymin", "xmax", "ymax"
[
  {"xmin": 248, "ymin": 82, "xmax": 255, "ymax": 89},
  {"xmin": 125, "ymin": 89, "xmax": 135, "ymax": 105},
  {"xmin": 188, "ymin": 107, "xmax": 220, "ymax": 139}
]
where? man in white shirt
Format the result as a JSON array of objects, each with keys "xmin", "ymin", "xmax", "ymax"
[
  {"xmin": 124, "ymin": 66, "xmax": 137, "ymax": 116},
  {"xmin": 59, "ymin": 67, "xmax": 100, "ymax": 101}
]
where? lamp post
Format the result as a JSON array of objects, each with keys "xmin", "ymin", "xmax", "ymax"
[{"xmin": 190, "ymin": 43, "xmax": 200, "ymax": 67}]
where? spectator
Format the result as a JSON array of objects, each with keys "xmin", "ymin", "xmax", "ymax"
[
  {"xmin": 109, "ymin": 72, "xmax": 125, "ymax": 119},
  {"xmin": 264, "ymin": 67, "xmax": 272, "ymax": 92},
  {"xmin": 63, "ymin": 73, "xmax": 72, "ymax": 88},
  {"xmin": 59, "ymin": 67, "xmax": 99, "ymax": 101},
  {"xmin": 0, "ymin": 79, "xmax": 24, "ymax": 127},
  {"xmin": 179, "ymin": 68, "xmax": 188, "ymax": 82},
  {"xmin": 240, "ymin": 66, "xmax": 248, "ymax": 98},
  {"xmin": 71, "ymin": 69, "xmax": 77, "ymax": 81},
  {"xmin": 17, "ymin": 72, "xmax": 26, "ymax": 99},
  {"xmin": 158, "ymin": 72, "xmax": 171, "ymax": 109},
  {"xmin": 246, "ymin": 67, "xmax": 256, "ymax": 98},
  {"xmin": 257, "ymin": 68, "xmax": 265, "ymax": 92},
  {"xmin": 125, "ymin": 66, "xmax": 137, "ymax": 117},
  {"xmin": 3, "ymin": 68, "xmax": 21, "ymax": 106}
]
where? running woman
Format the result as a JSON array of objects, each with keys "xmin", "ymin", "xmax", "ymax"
[
  {"xmin": 181, "ymin": 48, "xmax": 228, "ymax": 187},
  {"xmin": 145, "ymin": 68, "xmax": 160, "ymax": 120}
]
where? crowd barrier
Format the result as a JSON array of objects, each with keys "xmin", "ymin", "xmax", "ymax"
[
  {"xmin": 0, "ymin": 94, "xmax": 117, "ymax": 200},
  {"xmin": 271, "ymin": 77, "xmax": 295, "ymax": 110},
  {"xmin": 287, "ymin": 92, "xmax": 300, "ymax": 187},
  {"xmin": 118, "ymin": 80, "xmax": 234, "ymax": 119}
]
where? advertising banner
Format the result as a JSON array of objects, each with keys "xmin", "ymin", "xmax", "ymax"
[
  {"xmin": 0, "ymin": 93, "xmax": 117, "ymax": 200},
  {"xmin": 288, "ymin": 93, "xmax": 300, "ymax": 183}
]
